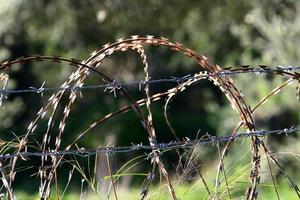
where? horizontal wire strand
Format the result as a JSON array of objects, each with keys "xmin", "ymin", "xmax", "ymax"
[
  {"xmin": 0, "ymin": 127, "xmax": 298, "ymax": 159},
  {"xmin": 0, "ymin": 65, "xmax": 299, "ymax": 96}
]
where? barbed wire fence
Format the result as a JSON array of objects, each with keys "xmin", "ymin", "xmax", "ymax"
[{"xmin": 0, "ymin": 36, "xmax": 300, "ymax": 200}]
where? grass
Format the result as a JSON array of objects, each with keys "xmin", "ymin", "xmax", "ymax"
[{"xmin": 15, "ymin": 181, "xmax": 300, "ymax": 200}]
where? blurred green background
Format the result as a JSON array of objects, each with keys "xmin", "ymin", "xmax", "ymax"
[{"xmin": 0, "ymin": 0, "xmax": 299, "ymax": 199}]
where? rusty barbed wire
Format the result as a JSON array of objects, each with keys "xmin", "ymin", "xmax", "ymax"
[{"xmin": 0, "ymin": 127, "xmax": 298, "ymax": 159}]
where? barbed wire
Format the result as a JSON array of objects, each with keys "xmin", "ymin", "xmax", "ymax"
[
  {"xmin": 0, "ymin": 127, "xmax": 298, "ymax": 159},
  {"xmin": 0, "ymin": 65, "xmax": 299, "ymax": 97}
]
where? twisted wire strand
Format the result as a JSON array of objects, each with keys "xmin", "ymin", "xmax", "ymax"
[
  {"xmin": 0, "ymin": 127, "xmax": 298, "ymax": 159},
  {"xmin": 0, "ymin": 65, "xmax": 299, "ymax": 96}
]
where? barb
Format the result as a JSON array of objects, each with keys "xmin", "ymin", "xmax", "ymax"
[
  {"xmin": 0, "ymin": 65, "xmax": 299, "ymax": 96},
  {"xmin": 0, "ymin": 127, "xmax": 298, "ymax": 159},
  {"xmin": 103, "ymin": 79, "xmax": 122, "ymax": 98}
]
